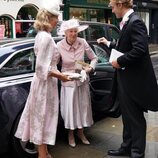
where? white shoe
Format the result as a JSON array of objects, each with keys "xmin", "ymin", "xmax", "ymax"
[
  {"xmin": 77, "ymin": 134, "xmax": 90, "ymax": 145},
  {"xmin": 68, "ymin": 136, "xmax": 76, "ymax": 148}
]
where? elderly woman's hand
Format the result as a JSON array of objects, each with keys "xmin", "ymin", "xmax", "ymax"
[
  {"xmin": 80, "ymin": 70, "xmax": 87, "ymax": 82},
  {"xmin": 83, "ymin": 66, "xmax": 93, "ymax": 73}
]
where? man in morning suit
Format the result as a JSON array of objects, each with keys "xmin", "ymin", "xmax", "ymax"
[{"xmin": 97, "ymin": 0, "xmax": 158, "ymax": 157}]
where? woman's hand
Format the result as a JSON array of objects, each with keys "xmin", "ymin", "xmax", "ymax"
[
  {"xmin": 80, "ymin": 70, "xmax": 87, "ymax": 82},
  {"xmin": 60, "ymin": 75, "xmax": 72, "ymax": 82},
  {"xmin": 49, "ymin": 70, "xmax": 72, "ymax": 82},
  {"xmin": 83, "ymin": 66, "xmax": 93, "ymax": 73}
]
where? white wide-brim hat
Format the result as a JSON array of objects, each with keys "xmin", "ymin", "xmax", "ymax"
[
  {"xmin": 58, "ymin": 19, "xmax": 89, "ymax": 36},
  {"xmin": 41, "ymin": 0, "xmax": 60, "ymax": 16}
]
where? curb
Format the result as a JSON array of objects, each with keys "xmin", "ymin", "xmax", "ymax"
[{"xmin": 150, "ymin": 51, "xmax": 158, "ymax": 56}]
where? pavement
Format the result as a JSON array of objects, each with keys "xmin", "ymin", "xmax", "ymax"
[
  {"xmin": 149, "ymin": 44, "xmax": 158, "ymax": 55},
  {"xmin": 47, "ymin": 43, "xmax": 158, "ymax": 158},
  {"xmin": 49, "ymin": 112, "xmax": 158, "ymax": 158}
]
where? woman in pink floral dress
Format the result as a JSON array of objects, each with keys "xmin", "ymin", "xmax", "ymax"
[
  {"xmin": 14, "ymin": 2, "xmax": 70, "ymax": 158},
  {"xmin": 57, "ymin": 19, "xmax": 98, "ymax": 148}
]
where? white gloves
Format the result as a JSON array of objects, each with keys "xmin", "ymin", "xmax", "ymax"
[{"xmin": 80, "ymin": 70, "xmax": 87, "ymax": 82}]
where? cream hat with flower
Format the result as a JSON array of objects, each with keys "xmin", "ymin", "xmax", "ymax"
[
  {"xmin": 41, "ymin": 0, "xmax": 60, "ymax": 16},
  {"xmin": 58, "ymin": 18, "xmax": 89, "ymax": 36}
]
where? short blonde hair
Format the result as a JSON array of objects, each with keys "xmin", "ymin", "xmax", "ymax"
[
  {"xmin": 110, "ymin": 0, "xmax": 133, "ymax": 8},
  {"xmin": 34, "ymin": 9, "xmax": 57, "ymax": 32}
]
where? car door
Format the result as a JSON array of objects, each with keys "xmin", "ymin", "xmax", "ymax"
[
  {"xmin": 85, "ymin": 42, "xmax": 119, "ymax": 116},
  {"xmin": 0, "ymin": 45, "xmax": 37, "ymax": 157}
]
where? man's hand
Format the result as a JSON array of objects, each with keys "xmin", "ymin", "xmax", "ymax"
[
  {"xmin": 97, "ymin": 37, "xmax": 108, "ymax": 45},
  {"xmin": 111, "ymin": 60, "xmax": 121, "ymax": 69}
]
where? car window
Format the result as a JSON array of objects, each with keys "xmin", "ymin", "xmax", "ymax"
[
  {"xmin": 27, "ymin": 22, "xmax": 61, "ymax": 37},
  {"xmin": 93, "ymin": 44, "xmax": 109, "ymax": 63},
  {"xmin": 0, "ymin": 48, "xmax": 35, "ymax": 77},
  {"xmin": 84, "ymin": 44, "xmax": 109, "ymax": 64},
  {"xmin": 78, "ymin": 29, "xmax": 88, "ymax": 39},
  {"xmin": 85, "ymin": 25, "xmax": 107, "ymax": 41},
  {"xmin": 108, "ymin": 26, "xmax": 120, "ymax": 42},
  {"xmin": 26, "ymin": 22, "xmax": 119, "ymax": 43},
  {"xmin": 91, "ymin": 25, "xmax": 107, "ymax": 40},
  {"xmin": 27, "ymin": 27, "xmax": 37, "ymax": 37}
]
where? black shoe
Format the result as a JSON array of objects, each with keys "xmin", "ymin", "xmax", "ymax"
[{"xmin": 107, "ymin": 148, "xmax": 131, "ymax": 156}]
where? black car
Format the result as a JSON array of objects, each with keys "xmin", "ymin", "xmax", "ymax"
[{"xmin": 0, "ymin": 37, "xmax": 120, "ymax": 158}]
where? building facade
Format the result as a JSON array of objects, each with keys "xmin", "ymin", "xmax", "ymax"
[
  {"xmin": 0, "ymin": 0, "xmax": 63, "ymax": 39},
  {"xmin": 1, "ymin": 0, "xmax": 158, "ymax": 43},
  {"xmin": 63, "ymin": 0, "xmax": 113, "ymax": 23},
  {"xmin": 62, "ymin": 0, "xmax": 158, "ymax": 44},
  {"xmin": 134, "ymin": 0, "xmax": 158, "ymax": 43}
]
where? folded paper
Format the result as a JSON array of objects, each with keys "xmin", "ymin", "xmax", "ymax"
[{"xmin": 109, "ymin": 49, "xmax": 124, "ymax": 63}]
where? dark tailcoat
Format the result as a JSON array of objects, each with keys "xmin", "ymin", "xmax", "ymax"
[{"xmin": 114, "ymin": 12, "xmax": 158, "ymax": 111}]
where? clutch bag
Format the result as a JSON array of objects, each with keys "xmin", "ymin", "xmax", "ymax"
[
  {"xmin": 75, "ymin": 60, "xmax": 90, "ymax": 69},
  {"xmin": 63, "ymin": 72, "xmax": 82, "ymax": 80}
]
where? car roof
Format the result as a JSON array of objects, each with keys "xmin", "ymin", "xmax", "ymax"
[
  {"xmin": 0, "ymin": 38, "xmax": 35, "ymax": 48},
  {"xmin": 58, "ymin": 20, "xmax": 117, "ymax": 27},
  {"xmin": 26, "ymin": 20, "xmax": 119, "ymax": 39},
  {"xmin": 0, "ymin": 37, "xmax": 64, "ymax": 66},
  {"xmin": 0, "ymin": 37, "xmax": 64, "ymax": 48},
  {"xmin": 79, "ymin": 21, "xmax": 115, "ymax": 27}
]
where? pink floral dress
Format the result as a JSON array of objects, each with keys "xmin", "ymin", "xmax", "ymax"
[{"xmin": 15, "ymin": 31, "xmax": 59, "ymax": 145}]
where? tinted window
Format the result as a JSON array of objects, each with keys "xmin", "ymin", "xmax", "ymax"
[
  {"xmin": 26, "ymin": 22, "xmax": 119, "ymax": 43},
  {"xmin": 88, "ymin": 25, "xmax": 107, "ymax": 40},
  {"xmin": 78, "ymin": 29, "xmax": 88, "ymax": 40},
  {"xmin": 84, "ymin": 44, "xmax": 109, "ymax": 64},
  {"xmin": 108, "ymin": 26, "xmax": 120, "ymax": 42},
  {"xmin": 93, "ymin": 44, "xmax": 109, "ymax": 63},
  {"xmin": 27, "ymin": 22, "xmax": 61, "ymax": 37},
  {"xmin": 79, "ymin": 25, "xmax": 108, "ymax": 41},
  {"xmin": 0, "ymin": 48, "xmax": 35, "ymax": 77}
]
